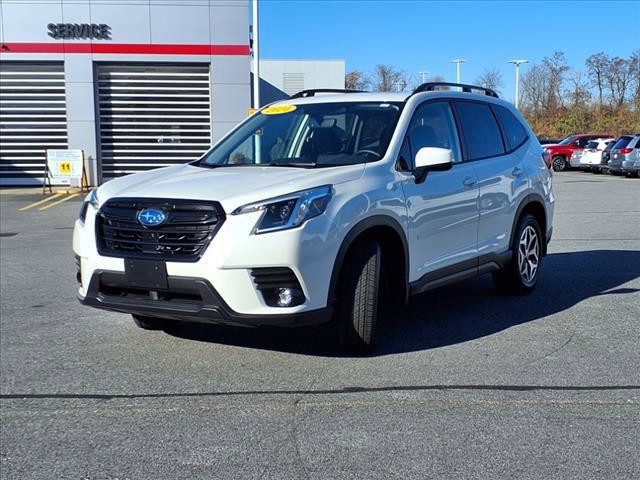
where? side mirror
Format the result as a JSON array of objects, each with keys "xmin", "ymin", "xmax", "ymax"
[{"xmin": 414, "ymin": 147, "xmax": 453, "ymax": 183}]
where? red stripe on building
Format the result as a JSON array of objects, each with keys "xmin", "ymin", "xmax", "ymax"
[{"xmin": 0, "ymin": 43, "xmax": 250, "ymax": 55}]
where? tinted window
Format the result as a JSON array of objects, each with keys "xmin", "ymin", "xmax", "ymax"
[
  {"xmin": 406, "ymin": 101, "xmax": 462, "ymax": 164},
  {"xmin": 575, "ymin": 137, "xmax": 591, "ymax": 147},
  {"xmin": 585, "ymin": 141, "xmax": 598, "ymax": 150},
  {"xmin": 613, "ymin": 136, "xmax": 633, "ymax": 150},
  {"xmin": 492, "ymin": 105, "xmax": 528, "ymax": 151},
  {"xmin": 455, "ymin": 101, "xmax": 505, "ymax": 160},
  {"xmin": 559, "ymin": 135, "xmax": 577, "ymax": 146}
]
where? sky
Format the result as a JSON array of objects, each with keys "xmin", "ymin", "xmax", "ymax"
[{"xmin": 257, "ymin": 0, "xmax": 640, "ymax": 102}]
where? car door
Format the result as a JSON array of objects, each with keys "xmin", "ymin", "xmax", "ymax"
[
  {"xmin": 399, "ymin": 100, "xmax": 480, "ymax": 280},
  {"xmin": 453, "ymin": 100, "xmax": 530, "ymax": 260}
]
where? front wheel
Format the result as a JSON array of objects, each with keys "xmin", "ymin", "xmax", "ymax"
[
  {"xmin": 552, "ymin": 156, "xmax": 567, "ymax": 172},
  {"xmin": 492, "ymin": 214, "xmax": 543, "ymax": 295},
  {"xmin": 336, "ymin": 240, "xmax": 381, "ymax": 354}
]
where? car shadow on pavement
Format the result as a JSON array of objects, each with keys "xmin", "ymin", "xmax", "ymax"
[{"xmin": 163, "ymin": 250, "xmax": 640, "ymax": 356}]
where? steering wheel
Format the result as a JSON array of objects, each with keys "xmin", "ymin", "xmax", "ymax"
[{"xmin": 355, "ymin": 149, "xmax": 381, "ymax": 159}]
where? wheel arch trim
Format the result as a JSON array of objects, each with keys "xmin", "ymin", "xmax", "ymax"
[
  {"xmin": 509, "ymin": 193, "xmax": 549, "ymax": 255},
  {"xmin": 326, "ymin": 215, "xmax": 409, "ymax": 308}
]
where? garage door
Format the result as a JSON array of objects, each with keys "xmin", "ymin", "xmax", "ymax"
[
  {"xmin": 0, "ymin": 62, "xmax": 68, "ymax": 186},
  {"xmin": 96, "ymin": 64, "xmax": 212, "ymax": 179}
]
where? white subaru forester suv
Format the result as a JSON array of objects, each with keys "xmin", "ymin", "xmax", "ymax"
[{"xmin": 74, "ymin": 83, "xmax": 554, "ymax": 353}]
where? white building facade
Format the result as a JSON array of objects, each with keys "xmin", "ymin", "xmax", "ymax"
[{"xmin": 0, "ymin": 0, "xmax": 251, "ymax": 186}]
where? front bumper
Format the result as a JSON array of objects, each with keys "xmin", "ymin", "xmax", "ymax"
[
  {"xmin": 80, "ymin": 270, "xmax": 332, "ymax": 327},
  {"xmin": 74, "ymin": 195, "xmax": 344, "ymax": 319}
]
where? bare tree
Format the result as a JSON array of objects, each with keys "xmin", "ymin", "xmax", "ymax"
[
  {"xmin": 371, "ymin": 64, "xmax": 409, "ymax": 92},
  {"xmin": 521, "ymin": 52, "xmax": 569, "ymax": 114},
  {"xmin": 345, "ymin": 71, "xmax": 370, "ymax": 91},
  {"xmin": 629, "ymin": 49, "xmax": 640, "ymax": 108},
  {"xmin": 604, "ymin": 57, "xmax": 632, "ymax": 108},
  {"xmin": 521, "ymin": 64, "xmax": 548, "ymax": 111},
  {"xmin": 567, "ymin": 71, "xmax": 591, "ymax": 108},
  {"xmin": 542, "ymin": 51, "xmax": 569, "ymax": 110},
  {"xmin": 475, "ymin": 68, "xmax": 504, "ymax": 95},
  {"xmin": 586, "ymin": 52, "xmax": 610, "ymax": 107}
]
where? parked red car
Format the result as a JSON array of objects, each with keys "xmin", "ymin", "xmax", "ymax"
[{"xmin": 543, "ymin": 134, "xmax": 612, "ymax": 171}]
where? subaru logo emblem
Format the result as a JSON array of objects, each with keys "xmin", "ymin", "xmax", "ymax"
[{"xmin": 137, "ymin": 208, "xmax": 167, "ymax": 226}]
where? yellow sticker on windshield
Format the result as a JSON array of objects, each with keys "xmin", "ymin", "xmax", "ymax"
[{"xmin": 262, "ymin": 105, "xmax": 297, "ymax": 115}]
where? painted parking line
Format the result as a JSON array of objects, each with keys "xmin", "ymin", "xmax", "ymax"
[
  {"xmin": 18, "ymin": 194, "xmax": 63, "ymax": 211},
  {"xmin": 37, "ymin": 193, "xmax": 80, "ymax": 211}
]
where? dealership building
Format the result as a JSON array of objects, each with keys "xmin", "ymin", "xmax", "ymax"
[{"xmin": 0, "ymin": 0, "xmax": 252, "ymax": 186}]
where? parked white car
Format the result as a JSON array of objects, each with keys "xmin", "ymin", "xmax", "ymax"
[
  {"xmin": 74, "ymin": 83, "xmax": 555, "ymax": 353},
  {"xmin": 578, "ymin": 138, "xmax": 616, "ymax": 171}
]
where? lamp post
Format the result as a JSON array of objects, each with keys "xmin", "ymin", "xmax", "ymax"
[
  {"xmin": 508, "ymin": 59, "xmax": 528, "ymax": 109},
  {"xmin": 419, "ymin": 71, "xmax": 430, "ymax": 84},
  {"xmin": 451, "ymin": 59, "xmax": 466, "ymax": 84}
]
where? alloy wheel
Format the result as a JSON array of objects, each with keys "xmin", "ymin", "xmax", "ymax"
[
  {"xmin": 518, "ymin": 225, "xmax": 540, "ymax": 286},
  {"xmin": 552, "ymin": 157, "xmax": 566, "ymax": 171}
]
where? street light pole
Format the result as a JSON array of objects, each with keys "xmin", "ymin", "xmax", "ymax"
[
  {"xmin": 419, "ymin": 71, "xmax": 430, "ymax": 84},
  {"xmin": 451, "ymin": 59, "xmax": 466, "ymax": 84},
  {"xmin": 508, "ymin": 59, "xmax": 528, "ymax": 109},
  {"xmin": 252, "ymin": 0, "xmax": 260, "ymax": 109}
]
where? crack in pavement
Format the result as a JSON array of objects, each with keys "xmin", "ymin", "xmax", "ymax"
[{"xmin": 2, "ymin": 384, "xmax": 639, "ymax": 401}]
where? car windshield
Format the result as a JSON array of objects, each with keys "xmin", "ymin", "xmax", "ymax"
[
  {"xmin": 558, "ymin": 135, "xmax": 577, "ymax": 145},
  {"xmin": 196, "ymin": 102, "xmax": 403, "ymax": 168}
]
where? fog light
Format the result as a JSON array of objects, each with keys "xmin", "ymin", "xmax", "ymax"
[{"xmin": 277, "ymin": 288, "xmax": 294, "ymax": 307}]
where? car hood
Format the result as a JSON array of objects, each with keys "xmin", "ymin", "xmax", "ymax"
[{"xmin": 95, "ymin": 163, "xmax": 365, "ymax": 213}]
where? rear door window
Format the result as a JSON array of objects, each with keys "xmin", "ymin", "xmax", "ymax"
[
  {"xmin": 492, "ymin": 104, "xmax": 528, "ymax": 152},
  {"xmin": 454, "ymin": 101, "xmax": 505, "ymax": 160}
]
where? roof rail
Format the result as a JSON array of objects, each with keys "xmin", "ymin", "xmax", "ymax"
[
  {"xmin": 411, "ymin": 82, "xmax": 499, "ymax": 98},
  {"xmin": 289, "ymin": 88, "xmax": 364, "ymax": 99}
]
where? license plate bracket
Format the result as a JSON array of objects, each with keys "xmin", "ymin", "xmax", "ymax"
[{"xmin": 124, "ymin": 259, "xmax": 168, "ymax": 290}]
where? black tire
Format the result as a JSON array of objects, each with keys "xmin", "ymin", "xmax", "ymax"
[
  {"xmin": 132, "ymin": 314, "xmax": 165, "ymax": 330},
  {"xmin": 552, "ymin": 156, "xmax": 566, "ymax": 172},
  {"xmin": 336, "ymin": 240, "xmax": 381, "ymax": 354},
  {"xmin": 492, "ymin": 214, "xmax": 543, "ymax": 295}
]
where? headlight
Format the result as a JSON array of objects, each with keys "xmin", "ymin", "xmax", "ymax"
[
  {"xmin": 79, "ymin": 189, "xmax": 99, "ymax": 223},
  {"xmin": 232, "ymin": 185, "xmax": 332, "ymax": 234}
]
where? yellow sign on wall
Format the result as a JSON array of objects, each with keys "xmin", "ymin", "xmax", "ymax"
[{"xmin": 46, "ymin": 150, "xmax": 84, "ymax": 183}]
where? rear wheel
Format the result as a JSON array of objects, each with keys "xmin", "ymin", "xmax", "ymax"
[
  {"xmin": 492, "ymin": 214, "xmax": 543, "ymax": 295},
  {"xmin": 132, "ymin": 314, "xmax": 166, "ymax": 330},
  {"xmin": 552, "ymin": 156, "xmax": 566, "ymax": 172},
  {"xmin": 336, "ymin": 240, "xmax": 381, "ymax": 354}
]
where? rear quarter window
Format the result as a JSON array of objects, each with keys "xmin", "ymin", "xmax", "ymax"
[
  {"xmin": 454, "ymin": 101, "xmax": 505, "ymax": 160},
  {"xmin": 492, "ymin": 104, "xmax": 528, "ymax": 152}
]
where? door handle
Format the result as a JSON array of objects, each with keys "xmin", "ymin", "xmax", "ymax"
[
  {"xmin": 512, "ymin": 166, "xmax": 524, "ymax": 176},
  {"xmin": 463, "ymin": 177, "xmax": 477, "ymax": 188}
]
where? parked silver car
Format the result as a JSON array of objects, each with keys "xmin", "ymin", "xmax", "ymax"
[{"xmin": 609, "ymin": 135, "xmax": 640, "ymax": 177}]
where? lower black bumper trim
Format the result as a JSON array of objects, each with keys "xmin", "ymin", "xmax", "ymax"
[{"xmin": 79, "ymin": 270, "xmax": 331, "ymax": 327}]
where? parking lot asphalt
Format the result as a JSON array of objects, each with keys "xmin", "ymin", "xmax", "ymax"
[{"xmin": 1, "ymin": 172, "xmax": 639, "ymax": 479}]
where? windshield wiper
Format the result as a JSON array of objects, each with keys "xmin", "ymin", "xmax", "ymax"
[
  {"xmin": 263, "ymin": 162, "xmax": 318, "ymax": 168},
  {"xmin": 193, "ymin": 161, "xmax": 224, "ymax": 168}
]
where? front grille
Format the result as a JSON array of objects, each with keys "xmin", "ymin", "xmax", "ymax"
[{"xmin": 96, "ymin": 198, "xmax": 225, "ymax": 262}]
